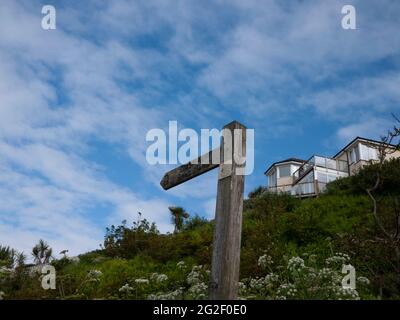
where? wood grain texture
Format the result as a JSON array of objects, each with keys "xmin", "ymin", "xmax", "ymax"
[
  {"xmin": 160, "ymin": 149, "xmax": 219, "ymax": 190},
  {"xmin": 209, "ymin": 121, "xmax": 246, "ymax": 300}
]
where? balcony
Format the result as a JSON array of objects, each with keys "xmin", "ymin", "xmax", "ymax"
[
  {"xmin": 292, "ymin": 181, "xmax": 327, "ymax": 197},
  {"xmin": 293, "ymin": 155, "xmax": 348, "ymax": 183},
  {"xmin": 268, "ymin": 181, "xmax": 328, "ymax": 197},
  {"xmin": 267, "ymin": 184, "xmax": 292, "ymax": 194}
]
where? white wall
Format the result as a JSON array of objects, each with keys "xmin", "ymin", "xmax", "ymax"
[{"xmin": 359, "ymin": 143, "xmax": 378, "ymax": 161}]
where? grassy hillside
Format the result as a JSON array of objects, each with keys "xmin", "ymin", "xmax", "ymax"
[{"xmin": 1, "ymin": 159, "xmax": 400, "ymax": 300}]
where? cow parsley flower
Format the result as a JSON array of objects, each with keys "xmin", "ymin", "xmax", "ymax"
[
  {"xmin": 264, "ymin": 273, "xmax": 279, "ymax": 286},
  {"xmin": 119, "ymin": 283, "xmax": 134, "ymax": 294},
  {"xmin": 238, "ymin": 281, "xmax": 247, "ymax": 291},
  {"xmin": 258, "ymin": 254, "xmax": 273, "ymax": 269},
  {"xmin": 151, "ymin": 288, "xmax": 184, "ymax": 300},
  {"xmin": 277, "ymin": 283, "xmax": 297, "ymax": 298},
  {"xmin": 325, "ymin": 253, "xmax": 350, "ymax": 266},
  {"xmin": 249, "ymin": 277, "xmax": 264, "ymax": 290},
  {"xmin": 357, "ymin": 276, "xmax": 370, "ymax": 285},
  {"xmin": 336, "ymin": 287, "xmax": 360, "ymax": 300},
  {"xmin": 156, "ymin": 274, "xmax": 168, "ymax": 282},
  {"xmin": 188, "ymin": 282, "xmax": 208, "ymax": 297},
  {"xmin": 87, "ymin": 269, "xmax": 102, "ymax": 282},
  {"xmin": 135, "ymin": 278, "xmax": 149, "ymax": 285},
  {"xmin": 150, "ymin": 272, "xmax": 167, "ymax": 282},
  {"xmin": 287, "ymin": 257, "xmax": 305, "ymax": 272},
  {"xmin": 187, "ymin": 266, "xmax": 203, "ymax": 285}
]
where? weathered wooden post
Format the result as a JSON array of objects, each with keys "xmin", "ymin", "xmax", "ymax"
[
  {"xmin": 160, "ymin": 121, "xmax": 246, "ymax": 300},
  {"xmin": 209, "ymin": 121, "xmax": 246, "ymax": 300}
]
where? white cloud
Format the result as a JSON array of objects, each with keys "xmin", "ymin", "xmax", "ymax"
[
  {"xmin": 0, "ymin": 0, "xmax": 399, "ymax": 256},
  {"xmin": 0, "ymin": 0, "xmax": 175, "ymax": 256},
  {"xmin": 336, "ymin": 117, "xmax": 393, "ymax": 144},
  {"xmin": 304, "ymin": 73, "xmax": 400, "ymax": 119}
]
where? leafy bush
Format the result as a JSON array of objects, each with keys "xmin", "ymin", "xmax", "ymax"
[
  {"xmin": 326, "ymin": 158, "xmax": 400, "ymax": 196},
  {"xmin": 1, "ymin": 159, "xmax": 399, "ymax": 299}
]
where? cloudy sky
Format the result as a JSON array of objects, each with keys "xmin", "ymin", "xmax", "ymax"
[{"xmin": 0, "ymin": 0, "xmax": 399, "ymax": 257}]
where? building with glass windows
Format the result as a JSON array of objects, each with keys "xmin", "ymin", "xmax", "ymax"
[{"xmin": 265, "ymin": 137, "xmax": 400, "ymax": 198}]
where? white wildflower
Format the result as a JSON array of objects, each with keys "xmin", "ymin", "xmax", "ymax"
[
  {"xmin": 119, "ymin": 283, "xmax": 134, "ymax": 294},
  {"xmin": 277, "ymin": 283, "xmax": 297, "ymax": 298},
  {"xmin": 192, "ymin": 265, "xmax": 203, "ymax": 271},
  {"xmin": 357, "ymin": 276, "xmax": 370, "ymax": 285},
  {"xmin": 152, "ymin": 288, "xmax": 184, "ymax": 300},
  {"xmin": 187, "ymin": 266, "xmax": 203, "ymax": 285},
  {"xmin": 264, "ymin": 273, "xmax": 279, "ymax": 287},
  {"xmin": 336, "ymin": 287, "xmax": 360, "ymax": 300},
  {"xmin": 318, "ymin": 267, "xmax": 334, "ymax": 279},
  {"xmin": 135, "ymin": 278, "xmax": 149, "ymax": 285},
  {"xmin": 150, "ymin": 273, "xmax": 158, "ymax": 281},
  {"xmin": 325, "ymin": 253, "xmax": 350, "ymax": 266},
  {"xmin": 249, "ymin": 277, "xmax": 264, "ymax": 290},
  {"xmin": 258, "ymin": 254, "xmax": 273, "ymax": 269},
  {"xmin": 188, "ymin": 282, "xmax": 208, "ymax": 298},
  {"xmin": 287, "ymin": 257, "xmax": 305, "ymax": 272},
  {"xmin": 238, "ymin": 281, "xmax": 247, "ymax": 291},
  {"xmin": 87, "ymin": 269, "xmax": 102, "ymax": 282},
  {"xmin": 156, "ymin": 274, "xmax": 168, "ymax": 282}
]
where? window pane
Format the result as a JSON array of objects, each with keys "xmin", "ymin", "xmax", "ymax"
[
  {"xmin": 359, "ymin": 144, "xmax": 368, "ymax": 160},
  {"xmin": 269, "ymin": 169, "xmax": 276, "ymax": 187},
  {"xmin": 317, "ymin": 172, "xmax": 327, "ymax": 183},
  {"xmin": 350, "ymin": 148, "xmax": 356, "ymax": 164},
  {"xmin": 279, "ymin": 165, "xmax": 291, "ymax": 177},
  {"xmin": 355, "ymin": 145, "xmax": 360, "ymax": 161},
  {"xmin": 370, "ymin": 148, "xmax": 378, "ymax": 160}
]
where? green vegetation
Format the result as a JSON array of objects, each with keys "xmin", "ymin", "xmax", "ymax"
[{"xmin": 1, "ymin": 159, "xmax": 400, "ymax": 300}]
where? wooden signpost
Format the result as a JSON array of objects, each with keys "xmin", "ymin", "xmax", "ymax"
[{"xmin": 160, "ymin": 121, "xmax": 246, "ymax": 300}]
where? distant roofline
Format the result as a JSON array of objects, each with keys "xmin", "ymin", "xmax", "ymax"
[
  {"xmin": 264, "ymin": 158, "xmax": 305, "ymax": 175},
  {"xmin": 333, "ymin": 136, "xmax": 397, "ymax": 159}
]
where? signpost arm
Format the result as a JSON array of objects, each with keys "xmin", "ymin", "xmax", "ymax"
[{"xmin": 160, "ymin": 149, "xmax": 219, "ymax": 190}]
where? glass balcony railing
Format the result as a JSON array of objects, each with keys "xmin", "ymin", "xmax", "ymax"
[
  {"xmin": 292, "ymin": 181, "xmax": 327, "ymax": 197},
  {"xmin": 293, "ymin": 155, "xmax": 348, "ymax": 182},
  {"xmin": 267, "ymin": 184, "xmax": 292, "ymax": 194}
]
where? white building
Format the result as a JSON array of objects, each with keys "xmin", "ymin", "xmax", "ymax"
[{"xmin": 265, "ymin": 137, "xmax": 400, "ymax": 197}]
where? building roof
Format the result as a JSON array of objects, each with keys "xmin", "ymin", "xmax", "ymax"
[
  {"xmin": 332, "ymin": 136, "xmax": 398, "ymax": 159},
  {"xmin": 264, "ymin": 158, "xmax": 305, "ymax": 175}
]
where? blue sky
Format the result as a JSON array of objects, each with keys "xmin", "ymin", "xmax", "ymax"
[{"xmin": 0, "ymin": 0, "xmax": 399, "ymax": 257}]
